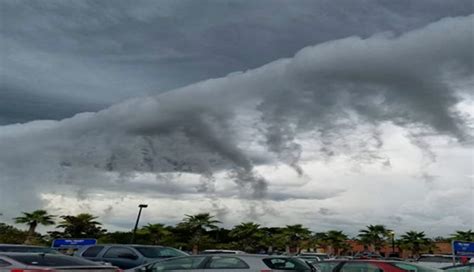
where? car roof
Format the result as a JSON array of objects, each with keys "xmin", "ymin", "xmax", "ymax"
[
  {"xmin": 159, "ymin": 254, "xmax": 297, "ymax": 258},
  {"xmin": 0, "ymin": 252, "xmax": 67, "ymax": 257},
  {"xmin": 0, "ymin": 244, "xmax": 50, "ymax": 248},
  {"xmin": 203, "ymin": 249, "xmax": 244, "ymax": 252},
  {"xmin": 84, "ymin": 244, "xmax": 166, "ymax": 247}
]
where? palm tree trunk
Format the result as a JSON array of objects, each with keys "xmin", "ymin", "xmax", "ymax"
[{"xmin": 25, "ymin": 223, "xmax": 37, "ymax": 245}]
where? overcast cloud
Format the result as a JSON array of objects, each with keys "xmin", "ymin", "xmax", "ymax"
[{"xmin": 0, "ymin": 1, "xmax": 473, "ymax": 235}]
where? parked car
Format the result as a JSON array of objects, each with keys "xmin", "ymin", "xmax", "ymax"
[
  {"xmin": 127, "ymin": 254, "xmax": 314, "ymax": 272},
  {"xmin": 0, "ymin": 252, "xmax": 119, "ymax": 272},
  {"xmin": 416, "ymin": 255, "xmax": 462, "ymax": 269},
  {"xmin": 0, "ymin": 244, "xmax": 59, "ymax": 254},
  {"xmin": 298, "ymin": 255, "xmax": 322, "ymax": 264},
  {"xmin": 353, "ymin": 252, "xmax": 384, "ymax": 259},
  {"xmin": 298, "ymin": 253, "xmax": 330, "ymax": 260},
  {"xmin": 442, "ymin": 263, "xmax": 474, "ymax": 272},
  {"xmin": 201, "ymin": 250, "xmax": 247, "ymax": 255},
  {"xmin": 317, "ymin": 259, "xmax": 442, "ymax": 272},
  {"xmin": 312, "ymin": 260, "xmax": 344, "ymax": 272},
  {"xmin": 75, "ymin": 244, "xmax": 188, "ymax": 269}
]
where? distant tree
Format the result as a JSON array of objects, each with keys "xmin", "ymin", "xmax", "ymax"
[
  {"xmin": 450, "ymin": 230, "xmax": 474, "ymax": 242},
  {"xmin": 56, "ymin": 213, "xmax": 106, "ymax": 238},
  {"xmin": 282, "ymin": 224, "xmax": 311, "ymax": 253},
  {"xmin": 358, "ymin": 225, "xmax": 391, "ymax": 252},
  {"xmin": 398, "ymin": 231, "xmax": 432, "ymax": 257},
  {"xmin": 178, "ymin": 213, "xmax": 221, "ymax": 254},
  {"xmin": 14, "ymin": 210, "xmax": 55, "ymax": 244},
  {"xmin": 433, "ymin": 236, "xmax": 449, "ymax": 242},
  {"xmin": 311, "ymin": 232, "xmax": 329, "ymax": 252},
  {"xmin": 324, "ymin": 230, "xmax": 350, "ymax": 256},
  {"xmin": 139, "ymin": 223, "xmax": 171, "ymax": 245},
  {"xmin": 261, "ymin": 227, "xmax": 286, "ymax": 253},
  {"xmin": 208, "ymin": 227, "xmax": 232, "ymax": 248},
  {"xmin": 0, "ymin": 223, "xmax": 28, "ymax": 244},
  {"xmin": 229, "ymin": 222, "xmax": 264, "ymax": 252},
  {"xmin": 98, "ymin": 231, "xmax": 134, "ymax": 244}
]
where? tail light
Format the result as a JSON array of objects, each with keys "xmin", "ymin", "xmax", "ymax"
[{"xmin": 261, "ymin": 270, "xmax": 273, "ymax": 272}]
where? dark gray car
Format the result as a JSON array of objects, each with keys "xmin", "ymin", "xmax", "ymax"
[
  {"xmin": 0, "ymin": 244, "xmax": 59, "ymax": 254},
  {"xmin": 75, "ymin": 245, "xmax": 188, "ymax": 269}
]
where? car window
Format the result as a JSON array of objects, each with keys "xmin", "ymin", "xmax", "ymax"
[
  {"xmin": 206, "ymin": 256, "xmax": 249, "ymax": 269},
  {"xmin": 134, "ymin": 247, "xmax": 187, "ymax": 258},
  {"xmin": 0, "ymin": 259, "xmax": 11, "ymax": 267},
  {"xmin": 315, "ymin": 262, "xmax": 342, "ymax": 272},
  {"xmin": 151, "ymin": 256, "xmax": 207, "ymax": 271},
  {"xmin": 263, "ymin": 258, "xmax": 311, "ymax": 271},
  {"xmin": 103, "ymin": 247, "xmax": 137, "ymax": 258},
  {"xmin": 340, "ymin": 262, "xmax": 383, "ymax": 272},
  {"xmin": 82, "ymin": 246, "xmax": 104, "ymax": 257},
  {"xmin": 5, "ymin": 254, "xmax": 98, "ymax": 266}
]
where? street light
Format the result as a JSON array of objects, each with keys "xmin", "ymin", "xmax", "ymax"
[
  {"xmin": 389, "ymin": 231, "xmax": 395, "ymax": 255},
  {"xmin": 131, "ymin": 204, "xmax": 148, "ymax": 244}
]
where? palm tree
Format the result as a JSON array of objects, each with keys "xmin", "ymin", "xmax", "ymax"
[
  {"xmin": 261, "ymin": 227, "xmax": 285, "ymax": 253},
  {"xmin": 324, "ymin": 230, "xmax": 349, "ymax": 256},
  {"xmin": 311, "ymin": 232, "xmax": 329, "ymax": 252},
  {"xmin": 450, "ymin": 230, "xmax": 474, "ymax": 241},
  {"xmin": 14, "ymin": 210, "xmax": 55, "ymax": 244},
  {"xmin": 179, "ymin": 213, "xmax": 221, "ymax": 254},
  {"xmin": 229, "ymin": 222, "xmax": 264, "ymax": 252},
  {"xmin": 398, "ymin": 231, "xmax": 431, "ymax": 257},
  {"xmin": 358, "ymin": 225, "xmax": 391, "ymax": 253},
  {"xmin": 282, "ymin": 224, "xmax": 311, "ymax": 253},
  {"xmin": 139, "ymin": 223, "xmax": 171, "ymax": 245},
  {"xmin": 56, "ymin": 213, "xmax": 106, "ymax": 238}
]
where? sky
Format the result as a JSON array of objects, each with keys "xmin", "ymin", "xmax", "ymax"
[{"xmin": 0, "ymin": 0, "xmax": 473, "ymax": 237}]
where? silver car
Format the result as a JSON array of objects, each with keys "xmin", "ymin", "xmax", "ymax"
[
  {"xmin": 0, "ymin": 253, "xmax": 120, "ymax": 272},
  {"xmin": 127, "ymin": 254, "xmax": 314, "ymax": 272}
]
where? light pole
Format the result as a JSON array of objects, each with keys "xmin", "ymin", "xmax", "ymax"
[
  {"xmin": 131, "ymin": 204, "xmax": 148, "ymax": 244},
  {"xmin": 389, "ymin": 231, "xmax": 395, "ymax": 255}
]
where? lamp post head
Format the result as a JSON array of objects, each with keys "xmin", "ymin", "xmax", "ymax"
[{"xmin": 139, "ymin": 204, "xmax": 148, "ymax": 208}]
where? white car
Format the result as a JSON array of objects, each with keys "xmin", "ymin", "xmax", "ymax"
[
  {"xmin": 0, "ymin": 252, "xmax": 119, "ymax": 272},
  {"xmin": 127, "ymin": 254, "xmax": 314, "ymax": 272}
]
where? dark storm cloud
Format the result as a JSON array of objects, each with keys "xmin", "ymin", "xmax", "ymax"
[
  {"xmin": 1, "ymin": 0, "xmax": 472, "ymax": 123},
  {"xmin": 0, "ymin": 15, "xmax": 473, "ymax": 219}
]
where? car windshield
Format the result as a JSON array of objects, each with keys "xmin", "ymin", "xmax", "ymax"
[
  {"xmin": 134, "ymin": 247, "xmax": 187, "ymax": 258},
  {"xmin": 5, "ymin": 254, "xmax": 98, "ymax": 267},
  {"xmin": 0, "ymin": 247, "xmax": 58, "ymax": 254}
]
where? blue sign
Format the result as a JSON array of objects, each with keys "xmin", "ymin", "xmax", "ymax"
[
  {"xmin": 52, "ymin": 238, "xmax": 97, "ymax": 249},
  {"xmin": 452, "ymin": 241, "xmax": 474, "ymax": 257}
]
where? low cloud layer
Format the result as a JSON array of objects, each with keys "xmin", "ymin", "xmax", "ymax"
[
  {"xmin": 1, "ymin": 15, "xmax": 473, "ymax": 233},
  {"xmin": 1, "ymin": 0, "xmax": 472, "ymax": 123}
]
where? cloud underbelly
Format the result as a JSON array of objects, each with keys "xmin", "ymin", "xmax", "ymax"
[{"xmin": 0, "ymin": 15, "xmax": 473, "ymax": 201}]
